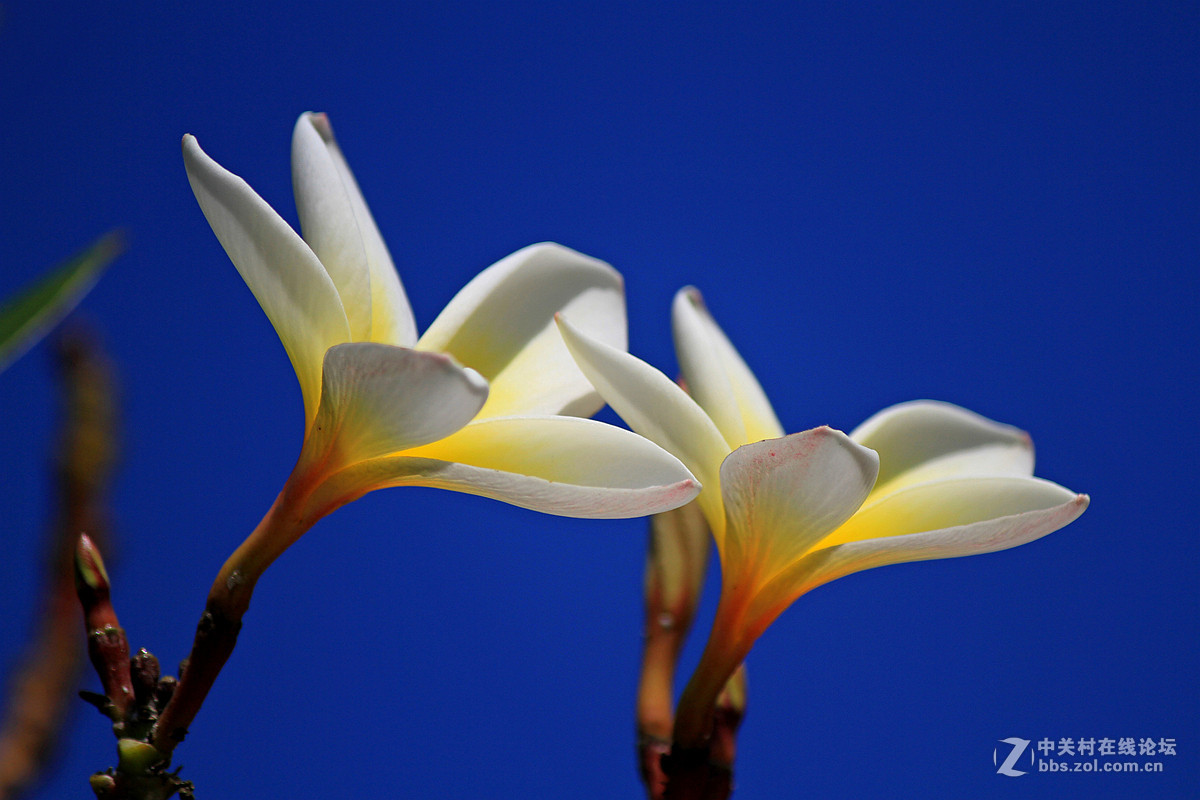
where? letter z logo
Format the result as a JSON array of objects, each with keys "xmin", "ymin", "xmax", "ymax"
[{"xmin": 994, "ymin": 737, "xmax": 1032, "ymax": 776}]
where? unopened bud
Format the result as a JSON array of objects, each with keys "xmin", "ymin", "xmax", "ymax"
[
  {"xmin": 717, "ymin": 664, "xmax": 747, "ymax": 718},
  {"xmin": 116, "ymin": 738, "xmax": 164, "ymax": 774},
  {"xmin": 645, "ymin": 500, "xmax": 710, "ymax": 619},
  {"xmin": 155, "ymin": 674, "xmax": 178, "ymax": 709},
  {"xmin": 89, "ymin": 772, "xmax": 117, "ymax": 796},
  {"xmin": 131, "ymin": 648, "xmax": 161, "ymax": 707},
  {"xmin": 75, "ymin": 533, "xmax": 111, "ymax": 601}
]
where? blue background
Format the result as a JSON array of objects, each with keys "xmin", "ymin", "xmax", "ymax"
[{"xmin": 1, "ymin": 3, "xmax": 1195, "ymax": 798}]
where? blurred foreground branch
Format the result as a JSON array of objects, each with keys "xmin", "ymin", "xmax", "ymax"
[{"xmin": 0, "ymin": 327, "xmax": 119, "ymax": 799}]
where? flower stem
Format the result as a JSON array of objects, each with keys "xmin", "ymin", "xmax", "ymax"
[
  {"xmin": 671, "ymin": 596, "xmax": 750, "ymax": 751},
  {"xmin": 637, "ymin": 607, "xmax": 687, "ymax": 800},
  {"xmin": 637, "ymin": 504, "xmax": 711, "ymax": 799},
  {"xmin": 665, "ymin": 592, "xmax": 756, "ymax": 800},
  {"xmin": 662, "ymin": 670, "xmax": 746, "ymax": 800},
  {"xmin": 702, "ymin": 668, "xmax": 746, "ymax": 800},
  {"xmin": 150, "ymin": 479, "xmax": 312, "ymax": 754}
]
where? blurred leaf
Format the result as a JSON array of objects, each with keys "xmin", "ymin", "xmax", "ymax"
[{"xmin": 0, "ymin": 232, "xmax": 123, "ymax": 374}]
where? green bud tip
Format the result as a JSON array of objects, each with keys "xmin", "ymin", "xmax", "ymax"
[
  {"xmin": 116, "ymin": 738, "xmax": 163, "ymax": 774},
  {"xmin": 75, "ymin": 534, "xmax": 111, "ymax": 593},
  {"xmin": 89, "ymin": 772, "xmax": 117, "ymax": 794}
]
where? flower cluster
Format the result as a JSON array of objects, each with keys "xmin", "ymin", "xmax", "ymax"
[{"xmin": 175, "ymin": 112, "xmax": 1087, "ymax": 796}]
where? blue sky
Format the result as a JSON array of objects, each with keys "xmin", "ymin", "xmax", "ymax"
[{"xmin": 1, "ymin": 3, "xmax": 1196, "ymax": 798}]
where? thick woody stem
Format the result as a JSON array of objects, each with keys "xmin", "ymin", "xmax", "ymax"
[
  {"xmin": 149, "ymin": 539, "xmax": 263, "ymax": 752},
  {"xmin": 661, "ymin": 678, "xmax": 745, "ymax": 800},
  {"xmin": 702, "ymin": 668, "xmax": 746, "ymax": 800},
  {"xmin": 148, "ymin": 598, "xmax": 246, "ymax": 754},
  {"xmin": 637, "ymin": 602, "xmax": 687, "ymax": 799}
]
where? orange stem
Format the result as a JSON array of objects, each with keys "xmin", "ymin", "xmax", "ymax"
[{"xmin": 150, "ymin": 469, "xmax": 318, "ymax": 754}]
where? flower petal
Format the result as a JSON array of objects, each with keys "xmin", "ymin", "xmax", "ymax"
[
  {"xmin": 291, "ymin": 113, "xmax": 374, "ymax": 340},
  {"xmin": 313, "ymin": 415, "xmax": 701, "ymax": 519},
  {"xmin": 850, "ymin": 401, "xmax": 1033, "ymax": 496},
  {"xmin": 557, "ymin": 314, "xmax": 731, "ymax": 535},
  {"xmin": 869, "ymin": 444, "xmax": 1036, "ymax": 498},
  {"xmin": 719, "ymin": 428, "xmax": 878, "ymax": 574},
  {"xmin": 300, "ymin": 113, "xmax": 418, "ymax": 347},
  {"xmin": 183, "ymin": 134, "xmax": 350, "ymax": 425},
  {"xmin": 305, "ymin": 342, "xmax": 487, "ymax": 467},
  {"xmin": 818, "ymin": 474, "xmax": 1084, "ymax": 550},
  {"xmin": 795, "ymin": 483, "xmax": 1088, "ymax": 592},
  {"xmin": 417, "ymin": 243, "xmax": 625, "ymax": 418},
  {"xmin": 672, "ymin": 287, "xmax": 784, "ymax": 447}
]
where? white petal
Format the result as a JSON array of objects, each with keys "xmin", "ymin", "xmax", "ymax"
[
  {"xmin": 302, "ymin": 113, "xmax": 417, "ymax": 347},
  {"xmin": 313, "ymin": 415, "xmax": 700, "ymax": 519},
  {"xmin": 870, "ymin": 443, "xmax": 1035, "ymax": 498},
  {"xmin": 417, "ymin": 243, "xmax": 626, "ymax": 417},
  {"xmin": 826, "ymin": 475, "xmax": 1082, "ymax": 543},
  {"xmin": 557, "ymin": 315, "xmax": 731, "ymax": 532},
  {"xmin": 183, "ymin": 135, "xmax": 350, "ymax": 425},
  {"xmin": 304, "ymin": 342, "xmax": 487, "ymax": 467},
  {"xmin": 292, "ymin": 113, "xmax": 374, "ymax": 340},
  {"xmin": 719, "ymin": 428, "xmax": 878, "ymax": 571},
  {"xmin": 799, "ymin": 483, "xmax": 1088, "ymax": 591},
  {"xmin": 851, "ymin": 401, "xmax": 1033, "ymax": 493},
  {"xmin": 672, "ymin": 287, "xmax": 784, "ymax": 447}
]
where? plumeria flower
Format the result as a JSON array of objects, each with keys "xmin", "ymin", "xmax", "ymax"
[
  {"xmin": 181, "ymin": 112, "xmax": 700, "ymax": 609},
  {"xmin": 156, "ymin": 114, "xmax": 702, "ymax": 753},
  {"xmin": 558, "ymin": 287, "xmax": 1088, "ymax": 748}
]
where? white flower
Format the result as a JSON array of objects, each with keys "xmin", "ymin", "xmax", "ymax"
[
  {"xmin": 182, "ymin": 113, "xmax": 699, "ymax": 584},
  {"xmin": 559, "ymin": 287, "xmax": 1087, "ymax": 746}
]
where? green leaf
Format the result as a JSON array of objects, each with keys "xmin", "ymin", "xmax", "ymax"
[{"xmin": 0, "ymin": 231, "xmax": 122, "ymax": 374}]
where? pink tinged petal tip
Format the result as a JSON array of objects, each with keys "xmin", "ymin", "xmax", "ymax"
[
  {"xmin": 799, "ymin": 488, "xmax": 1089, "ymax": 594},
  {"xmin": 718, "ymin": 427, "xmax": 879, "ymax": 570}
]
